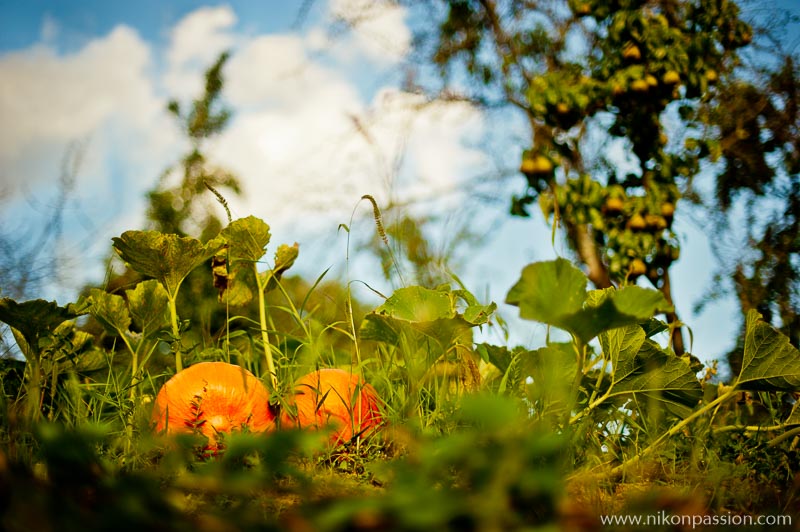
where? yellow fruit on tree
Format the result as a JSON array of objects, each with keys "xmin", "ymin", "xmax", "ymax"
[
  {"xmin": 663, "ymin": 70, "xmax": 681, "ymax": 85},
  {"xmin": 627, "ymin": 213, "xmax": 646, "ymax": 231},
  {"xmin": 622, "ymin": 43, "xmax": 642, "ymax": 61},
  {"xmin": 630, "ymin": 79, "xmax": 649, "ymax": 93},
  {"xmin": 520, "ymin": 155, "xmax": 554, "ymax": 175},
  {"xmin": 604, "ymin": 197, "xmax": 624, "ymax": 214},
  {"xmin": 629, "ymin": 258, "xmax": 647, "ymax": 276}
]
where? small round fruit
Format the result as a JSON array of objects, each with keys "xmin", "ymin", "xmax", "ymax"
[
  {"xmin": 629, "ymin": 258, "xmax": 647, "ymax": 276},
  {"xmin": 575, "ymin": 2, "xmax": 591, "ymax": 16},
  {"xmin": 556, "ymin": 102, "xmax": 570, "ymax": 115},
  {"xmin": 627, "ymin": 213, "xmax": 647, "ymax": 231},
  {"xmin": 663, "ymin": 70, "xmax": 681, "ymax": 85},
  {"xmin": 520, "ymin": 155, "xmax": 554, "ymax": 175},
  {"xmin": 604, "ymin": 197, "xmax": 624, "ymax": 215},
  {"xmin": 645, "ymin": 214, "xmax": 668, "ymax": 230},
  {"xmin": 645, "ymin": 74, "xmax": 659, "ymax": 88},
  {"xmin": 630, "ymin": 79, "xmax": 650, "ymax": 93},
  {"xmin": 622, "ymin": 44, "xmax": 642, "ymax": 61},
  {"xmin": 705, "ymin": 69, "xmax": 718, "ymax": 83},
  {"xmin": 660, "ymin": 202, "xmax": 675, "ymax": 219}
]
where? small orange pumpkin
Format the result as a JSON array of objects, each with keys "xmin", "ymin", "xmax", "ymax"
[
  {"xmin": 152, "ymin": 362, "xmax": 275, "ymax": 447},
  {"xmin": 280, "ymin": 369, "xmax": 383, "ymax": 445}
]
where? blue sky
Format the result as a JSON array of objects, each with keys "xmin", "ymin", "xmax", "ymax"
[{"xmin": 1, "ymin": 0, "xmax": 797, "ymax": 367}]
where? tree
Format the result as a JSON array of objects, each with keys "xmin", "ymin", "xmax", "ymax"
[
  {"xmin": 102, "ymin": 53, "xmax": 242, "ymax": 344},
  {"xmin": 694, "ymin": 50, "xmax": 800, "ymax": 370},
  {"xmin": 403, "ymin": 0, "xmax": 758, "ymax": 355},
  {"xmin": 147, "ymin": 51, "xmax": 241, "ymax": 239}
]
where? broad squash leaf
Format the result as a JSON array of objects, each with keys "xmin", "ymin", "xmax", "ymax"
[
  {"xmin": 0, "ymin": 298, "xmax": 78, "ymax": 360},
  {"xmin": 220, "ymin": 216, "xmax": 271, "ymax": 263},
  {"xmin": 599, "ymin": 325, "xmax": 702, "ymax": 416},
  {"xmin": 360, "ymin": 286, "xmax": 494, "ymax": 348},
  {"xmin": 522, "ymin": 343, "xmax": 577, "ymax": 414},
  {"xmin": 736, "ymin": 309, "xmax": 800, "ymax": 391},
  {"xmin": 112, "ymin": 230, "xmax": 223, "ymax": 299},
  {"xmin": 506, "ymin": 259, "xmax": 672, "ymax": 343},
  {"xmin": 83, "ymin": 289, "xmax": 131, "ymax": 337},
  {"xmin": 126, "ymin": 280, "xmax": 170, "ymax": 337}
]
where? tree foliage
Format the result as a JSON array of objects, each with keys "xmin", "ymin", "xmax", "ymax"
[{"xmin": 406, "ymin": 0, "xmax": 797, "ymax": 357}]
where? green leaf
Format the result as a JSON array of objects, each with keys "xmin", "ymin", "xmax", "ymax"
[
  {"xmin": 506, "ymin": 259, "xmax": 672, "ymax": 343},
  {"xmin": 0, "ymin": 298, "xmax": 78, "ymax": 360},
  {"xmin": 359, "ymin": 286, "xmax": 494, "ymax": 349},
  {"xmin": 477, "ymin": 343, "xmax": 514, "ymax": 374},
  {"xmin": 359, "ymin": 313, "xmax": 402, "ymax": 345},
  {"xmin": 505, "ymin": 258, "xmax": 586, "ymax": 323},
  {"xmin": 600, "ymin": 324, "xmax": 645, "ymax": 371},
  {"xmin": 265, "ymin": 242, "xmax": 300, "ymax": 292},
  {"xmin": 736, "ymin": 310, "xmax": 800, "ymax": 391},
  {"xmin": 453, "ymin": 289, "xmax": 497, "ymax": 326},
  {"xmin": 83, "ymin": 289, "xmax": 130, "ymax": 337},
  {"xmin": 641, "ymin": 318, "xmax": 670, "ymax": 338},
  {"xmin": 125, "ymin": 280, "xmax": 170, "ymax": 337},
  {"xmin": 375, "ymin": 286, "xmax": 455, "ymax": 322},
  {"xmin": 600, "ymin": 325, "xmax": 702, "ymax": 414},
  {"xmin": 221, "ymin": 216, "xmax": 271, "ymax": 263},
  {"xmin": 522, "ymin": 343, "xmax": 577, "ymax": 413},
  {"xmin": 111, "ymin": 230, "xmax": 224, "ymax": 299}
]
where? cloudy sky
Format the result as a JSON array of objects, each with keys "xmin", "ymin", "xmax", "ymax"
[{"xmin": 2, "ymin": 0, "xmax": 795, "ymax": 365}]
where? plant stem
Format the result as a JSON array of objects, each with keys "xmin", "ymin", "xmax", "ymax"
[
  {"xmin": 607, "ymin": 386, "xmax": 740, "ymax": 477},
  {"xmin": 167, "ymin": 294, "xmax": 182, "ymax": 372},
  {"xmin": 25, "ymin": 358, "xmax": 42, "ymax": 423},
  {"xmin": 567, "ymin": 339, "xmax": 587, "ymax": 425},
  {"xmin": 255, "ymin": 264, "xmax": 278, "ymax": 391}
]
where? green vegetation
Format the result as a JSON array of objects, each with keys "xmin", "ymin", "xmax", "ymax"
[
  {"xmin": 1, "ymin": 211, "xmax": 799, "ymax": 530},
  {"xmin": 1, "ymin": 1, "xmax": 799, "ymax": 529}
]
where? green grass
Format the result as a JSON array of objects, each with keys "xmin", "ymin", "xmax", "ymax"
[{"xmin": 1, "ymin": 217, "xmax": 799, "ymax": 531}]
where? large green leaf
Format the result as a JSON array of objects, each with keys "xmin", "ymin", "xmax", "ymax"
[
  {"xmin": 111, "ymin": 230, "xmax": 223, "ymax": 299},
  {"xmin": 376, "ymin": 286, "xmax": 455, "ymax": 322},
  {"xmin": 221, "ymin": 216, "xmax": 271, "ymax": 263},
  {"xmin": 0, "ymin": 298, "xmax": 78, "ymax": 360},
  {"xmin": 598, "ymin": 325, "xmax": 702, "ymax": 416},
  {"xmin": 83, "ymin": 289, "xmax": 131, "ymax": 337},
  {"xmin": 505, "ymin": 258, "xmax": 586, "ymax": 323},
  {"xmin": 126, "ymin": 280, "xmax": 170, "ymax": 337},
  {"xmin": 506, "ymin": 259, "xmax": 672, "ymax": 343},
  {"xmin": 736, "ymin": 309, "xmax": 800, "ymax": 391},
  {"xmin": 360, "ymin": 286, "xmax": 494, "ymax": 348},
  {"xmin": 521, "ymin": 343, "xmax": 577, "ymax": 413}
]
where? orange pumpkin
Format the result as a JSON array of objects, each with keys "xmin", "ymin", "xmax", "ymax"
[
  {"xmin": 280, "ymin": 369, "xmax": 383, "ymax": 445},
  {"xmin": 152, "ymin": 362, "xmax": 275, "ymax": 447}
]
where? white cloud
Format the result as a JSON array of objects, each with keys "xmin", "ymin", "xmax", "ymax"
[
  {"xmin": 0, "ymin": 25, "xmax": 173, "ymax": 197},
  {"xmin": 1, "ymin": 2, "xmax": 486, "ymax": 295},
  {"xmin": 163, "ymin": 5, "xmax": 237, "ymax": 100}
]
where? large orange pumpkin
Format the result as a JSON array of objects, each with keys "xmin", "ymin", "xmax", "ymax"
[
  {"xmin": 152, "ymin": 362, "xmax": 275, "ymax": 447},
  {"xmin": 280, "ymin": 369, "xmax": 383, "ymax": 445}
]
